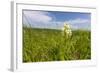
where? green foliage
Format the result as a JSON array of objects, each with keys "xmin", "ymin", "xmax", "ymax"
[{"xmin": 23, "ymin": 27, "xmax": 91, "ymax": 62}]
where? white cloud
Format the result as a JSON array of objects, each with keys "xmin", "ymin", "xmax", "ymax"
[
  {"xmin": 23, "ymin": 11, "xmax": 52, "ymax": 24},
  {"xmin": 65, "ymin": 18, "xmax": 90, "ymax": 30},
  {"xmin": 66, "ymin": 18, "xmax": 90, "ymax": 25},
  {"xmin": 50, "ymin": 18, "xmax": 90, "ymax": 30}
]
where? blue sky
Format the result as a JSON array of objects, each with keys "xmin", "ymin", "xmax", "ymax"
[{"xmin": 23, "ymin": 10, "xmax": 91, "ymax": 30}]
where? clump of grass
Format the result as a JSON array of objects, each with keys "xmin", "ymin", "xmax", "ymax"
[{"xmin": 23, "ymin": 27, "xmax": 91, "ymax": 62}]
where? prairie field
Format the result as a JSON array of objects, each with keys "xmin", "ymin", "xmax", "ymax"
[{"xmin": 23, "ymin": 27, "xmax": 91, "ymax": 62}]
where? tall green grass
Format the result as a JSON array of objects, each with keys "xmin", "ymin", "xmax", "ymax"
[{"xmin": 23, "ymin": 27, "xmax": 91, "ymax": 62}]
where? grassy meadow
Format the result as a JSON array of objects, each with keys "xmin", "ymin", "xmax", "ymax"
[{"xmin": 23, "ymin": 27, "xmax": 91, "ymax": 62}]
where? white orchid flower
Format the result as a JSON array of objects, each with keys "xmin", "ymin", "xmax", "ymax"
[{"xmin": 62, "ymin": 22, "xmax": 72, "ymax": 38}]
